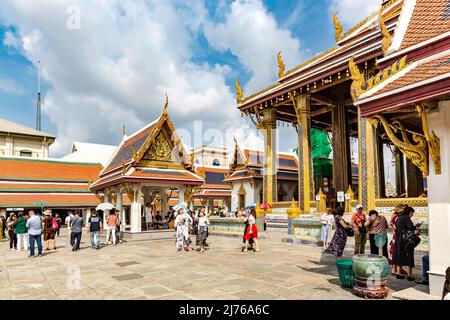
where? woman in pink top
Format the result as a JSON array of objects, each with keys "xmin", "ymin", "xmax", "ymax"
[{"xmin": 107, "ymin": 210, "xmax": 119, "ymax": 245}]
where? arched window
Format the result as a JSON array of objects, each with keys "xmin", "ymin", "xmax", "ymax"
[{"xmin": 212, "ymin": 159, "xmax": 220, "ymax": 166}]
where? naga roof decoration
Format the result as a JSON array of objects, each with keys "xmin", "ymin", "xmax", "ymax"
[
  {"xmin": 333, "ymin": 13, "xmax": 344, "ymax": 42},
  {"xmin": 277, "ymin": 50, "xmax": 286, "ymax": 79},
  {"xmin": 355, "ymin": 0, "xmax": 450, "ymax": 113},
  {"xmin": 237, "ymin": 0, "xmax": 404, "ymax": 108}
]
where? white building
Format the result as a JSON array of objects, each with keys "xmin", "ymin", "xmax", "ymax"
[
  {"xmin": 0, "ymin": 118, "xmax": 55, "ymax": 158},
  {"xmin": 61, "ymin": 141, "xmax": 117, "ymax": 167},
  {"xmin": 190, "ymin": 145, "xmax": 228, "ymax": 167}
]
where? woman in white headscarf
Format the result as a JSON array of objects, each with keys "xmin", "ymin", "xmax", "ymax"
[{"xmin": 174, "ymin": 207, "xmax": 192, "ymax": 252}]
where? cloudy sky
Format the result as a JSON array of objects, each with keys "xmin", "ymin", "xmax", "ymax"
[{"xmin": 0, "ymin": 0, "xmax": 382, "ymax": 157}]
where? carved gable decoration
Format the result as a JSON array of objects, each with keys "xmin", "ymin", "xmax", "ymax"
[{"xmin": 143, "ymin": 131, "xmax": 174, "ymax": 161}]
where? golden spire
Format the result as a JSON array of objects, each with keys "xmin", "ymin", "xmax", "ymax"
[
  {"xmin": 333, "ymin": 13, "xmax": 343, "ymax": 42},
  {"xmin": 235, "ymin": 79, "xmax": 243, "ymax": 104},
  {"xmin": 379, "ymin": 8, "xmax": 392, "ymax": 55},
  {"xmin": 277, "ymin": 50, "xmax": 286, "ymax": 78},
  {"xmin": 162, "ymin": 92, "xmax": 169, "ymax": 116}
]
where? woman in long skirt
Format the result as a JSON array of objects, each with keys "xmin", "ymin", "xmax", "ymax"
[
  {"xmin": 175, "ymin": 208, "xmax": 192, "ymax": 252},
  {"xmin": 392, "ymin": 206, "xmax": 419, "ymax": 280},
  {"xmin": 389, "ymin": 204, "xmax": 404, "ymax": 274},
  {"xmin": 196, "ymin": 209, "xmax": 210, "ymax": 253},
  {"xmin": 324, "ymin": 207, "xmax": 351, "ymax": 259}
]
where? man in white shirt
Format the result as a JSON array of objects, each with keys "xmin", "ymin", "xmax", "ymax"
[{"xmin": 65, "ymin": 211, "xmax": 74, "ymax": 243}]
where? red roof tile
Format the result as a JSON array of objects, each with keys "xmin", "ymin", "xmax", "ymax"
[
  {"xmin": 0, "ymin": 194, "xmax": 100, "ymax": 208},
  {"xmin": 0, "ymin": 182, "xmax": 89, "ymax": 193},
  {"xmin": 0, "ymin": 157, "xmax": 101, "ymax": 182},
  {"xmin": 377, "ymin": 53, "xmax": 450, "ymax": 94},
  {"xmin": 400, "ymin": 0, "xmax": 450, "ymax": 50},
  {"xmin": 102, "ymin": 121, "xmax": 157, "ymax": 174}
]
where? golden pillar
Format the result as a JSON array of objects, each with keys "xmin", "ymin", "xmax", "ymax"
[
  {"xmin": 292, "ymin": 93, "xmax": 314, "ymax": 213},
  {"xmin": 287, "ymin": 199, "xmax": 301, "ymax": 236},
  {"xmin": 262, "ymin": 108, "xmax": 277, "ymax": 206},
  {"xmin": 316, "ymin": 187, "xmax": 327, "ymax": 213},
  {"xmin": 357, "ymin": 108, "xmax": 379, "ymax": 210}
]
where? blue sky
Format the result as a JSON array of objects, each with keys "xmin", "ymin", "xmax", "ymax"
[{"xmin": 0, "ymin": 0, "xmax": 381, "ymax": 156}]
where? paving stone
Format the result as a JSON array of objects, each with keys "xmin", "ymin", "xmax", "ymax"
[
  {"xmin": 0, "ymin": 229, "xmax": 427, "ymax": 300},
  {"xmin": 116, "ymin": 261, "xmax": 140, "ymax": 267},
  {"xmin": 112, "ymin": 273, "xmax": 144, "ymax": 281}
]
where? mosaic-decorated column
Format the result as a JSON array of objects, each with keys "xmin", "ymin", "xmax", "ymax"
[
  {"xmin": 287, "ymin": 200, "xmax": 300, "ymax": 238},
  {"xmin": 358, "ymin": 108, "xmax": 380, "ymax": 210},
  {"xmin": 293, "ymin": 94, "xmax": 314, "ymax": 213},
  {"xmin": 262, "ymin": 108, "xmax": 277, "ymax": 206},
  {"xmin": 255, "ymin": 203, "xmax": 265, "ymax": 236}
]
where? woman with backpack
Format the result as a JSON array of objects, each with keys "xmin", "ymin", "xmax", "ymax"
[
  {"xmin": 392, "ymin": 206, "xmax": 421, "ymax": 281},
  {"xmin": 42, "ymin": 210, "xmax": 57, "ymax": 251}
]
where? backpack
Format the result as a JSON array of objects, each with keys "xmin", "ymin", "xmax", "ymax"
[
  {"xmin": 52, "ymin": 218, "xmax": 59, "ymax": 231},
  {"xmin": 403, "ymin": 230, "xmax": 421, "ymax": 249}
]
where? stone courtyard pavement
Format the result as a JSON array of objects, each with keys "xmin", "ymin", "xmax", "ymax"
[{"xmin": 0, "ymin": 228, "xmax": 427, "ymax": 300}]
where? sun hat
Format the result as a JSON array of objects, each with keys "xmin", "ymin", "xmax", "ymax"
[
  {"xmin": 356, "ymin": 204, "xmax": 364, "ymax": 210},
  {"xmin": 43, "ymin": 209, "xmax": 52, "ymax": 216},
  {"xmin": 391, "ymin": 204, "xmax": 405, "ymax": 214}
]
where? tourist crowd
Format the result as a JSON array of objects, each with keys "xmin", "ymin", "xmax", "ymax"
[
  {"xmin": 2, "ymin": 202, "xmax": 448, "ymax": 299},
  {"xmin": 0, "ymin": 207, "xmax": 123, "ymax": 256},
  {"xmin": 323, "ymin": 203, "xmax": 425, "ymax": 282}
]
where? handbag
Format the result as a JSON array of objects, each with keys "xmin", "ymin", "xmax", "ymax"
[
  {"xmin": 403, "ymin": 230, "xmax": 421, "ymax": 249},
  {"xmin": 345, "ymin": 228, "xmax": 355, "ymax": 237},
  {"xmin": 52, "ymin": 218, "xmax": 59, "ymax": 231}
]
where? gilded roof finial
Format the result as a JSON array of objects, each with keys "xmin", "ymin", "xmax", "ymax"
[
  {"xmin": 379, "ymin": 8, "xmax": 392, "ymax": 55},
  {"xmin": 333, "ymin": 13, "xmax": 343, "ymax": 42},
  {"xmin": 235, "ymin": 80, "xmax": 243, "ymax": 104},
  {"xmin": 162, "ymin": 92, "xmax": 169, "ymax": 116},
  {"xmin": 277, "ymin": 50, "xmax": 286, "ymax": 79}
]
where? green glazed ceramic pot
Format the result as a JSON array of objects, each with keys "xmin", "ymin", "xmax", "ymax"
[{"xmin": 352, "ymin": 254, "xmax": 389, "ymax": 299}]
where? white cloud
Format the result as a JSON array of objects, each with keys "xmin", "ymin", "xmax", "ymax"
[
  {"xmin": 3, "ymin": 31, "xmax": 22, "ymax": 52},
  {"xmin": 0, "ymin": 0, "xmax": 241, "ymax": 156},
  {"xmin": 0, "ymin": 77, "xmax": 25, "ymax": 95},
  {"xmin": 0, "ymin": 0, "xmax": 304, "ymax": 157},
  {"xmin": 329, "ymin": 0, "xmax": 381, "ymax": 28},
  {"xmin": 204, "ymin": 0, "xmax": 305, "ymax": 93}
]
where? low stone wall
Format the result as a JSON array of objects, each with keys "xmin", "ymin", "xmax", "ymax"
[
  {"xmin": 286, "ymin": 213, "xmax": 429, "ymax": 254},
  {"xmin": 208, "ymin": 217, "xmax": 246, "ymax": 237},
  {"xmin": 119, "ymin": 230, "xmax": 175, "ymax": 241}
]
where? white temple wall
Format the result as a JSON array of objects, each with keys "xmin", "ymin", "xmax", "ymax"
[{"xmin": 427, "ymin": 100, "xmax": 450, "ymax": 297}]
